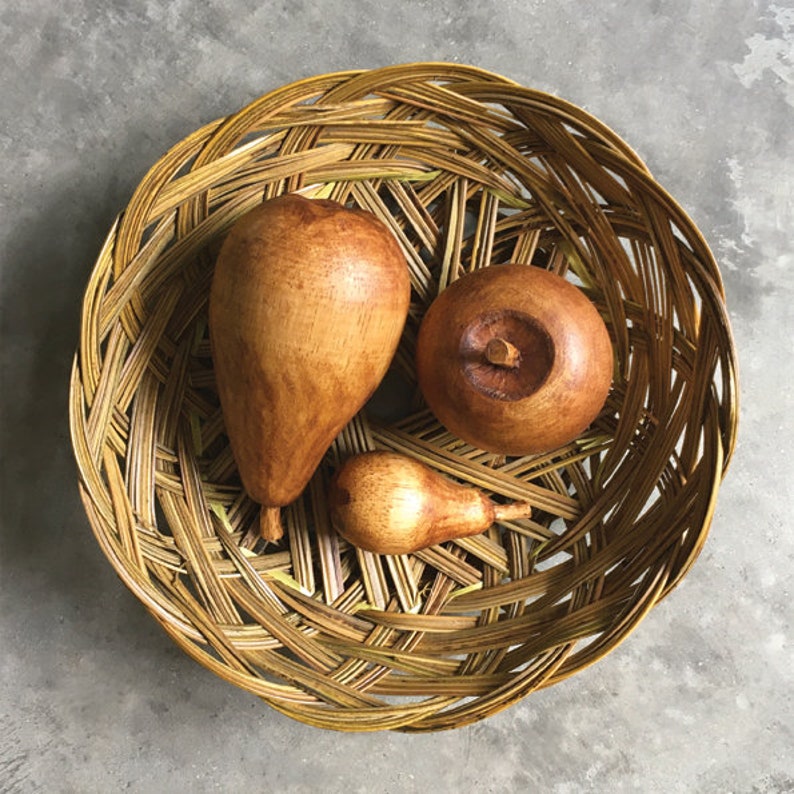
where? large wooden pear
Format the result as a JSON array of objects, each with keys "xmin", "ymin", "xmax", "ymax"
[{"xmin": 209, "ymin": 194, "xmax": 410, "ymax": 540}]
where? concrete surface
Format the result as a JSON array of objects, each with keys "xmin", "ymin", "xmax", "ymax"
[{"xmin": 1, "ymin": 1, "xmax": 792, "ymax": 792}]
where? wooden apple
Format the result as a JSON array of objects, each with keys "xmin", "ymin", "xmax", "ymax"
[{"xmin": 415, "ymin": 264, "xmax": 612, "ymax": 455}]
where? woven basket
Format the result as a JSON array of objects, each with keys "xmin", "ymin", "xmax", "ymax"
[{"xmin": 70, "ymin": 63, "xmax": 738, "ymax": 733}]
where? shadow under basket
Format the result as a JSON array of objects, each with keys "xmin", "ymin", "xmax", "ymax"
[{"xmin": 69, "ymin": 63, "xmax": 739, "ymax": 733}]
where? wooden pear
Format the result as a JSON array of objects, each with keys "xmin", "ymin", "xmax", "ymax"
[
  {"xmin": 209, "ymin": 195, "xmax": 411, "ymax": 540},
  {"xmin": 328, "ymin": 451, "xmax": 532, "ymax": 555}
]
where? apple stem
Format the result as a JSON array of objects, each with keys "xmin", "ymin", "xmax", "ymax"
[
  {"xmin": 260, "ymin": 505, "xmax": 284, "ymax": 541},
  {"xmin": 485, "ymin": 337, "xmax": 521, "ymax": 368},
  {"xmin": 493, "ymin": 500, "xmax": 533, "ymax": 522}
]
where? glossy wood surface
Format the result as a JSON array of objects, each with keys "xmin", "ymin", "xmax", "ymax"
[
  {"xmin": 209, "ymin": 195, "xmax": 410, "ymax": 538},
  {"xmin": 415, "ymin": 264, "xmax": 613, "ymax": 455},
  {"xmin": 329, "ymin": 451, "xmax": 532, "ymax": 555}
]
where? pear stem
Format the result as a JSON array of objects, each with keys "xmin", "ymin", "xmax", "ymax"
[
  {"xmin": 492, "ymin": 500, "xmax": 533, "ymax": 523},
  {"xmin": 260, "ymin": 506, "xmax": 284, "ymax": 541},
  {"xmin": 485, "ymin": 337, "xmax": 521, "ymax": 369}
]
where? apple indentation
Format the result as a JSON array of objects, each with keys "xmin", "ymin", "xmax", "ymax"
[{"xmin": 460, "ymin": 309, "xmax": 555, "ymax": 401}]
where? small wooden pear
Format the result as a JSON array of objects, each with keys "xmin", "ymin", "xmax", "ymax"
[
  {"xmin": 328, "ymin": 451, "xmax": 532, "ymax": 555},
  {"xmin": 209, "ymin": 195, "xmax": 411, "ymax": 540}
]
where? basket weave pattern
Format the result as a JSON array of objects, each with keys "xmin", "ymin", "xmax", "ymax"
[{"xmin": 70, "ymin": 64, "xmax": 738, "ymax": 732}]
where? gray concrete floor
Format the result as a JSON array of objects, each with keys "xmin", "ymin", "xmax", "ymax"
[{"xmin": 1, "ymin": 2, "xmax": 792, "ymax": 792}]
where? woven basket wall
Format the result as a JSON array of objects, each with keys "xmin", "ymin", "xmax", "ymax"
[{"xmin": 69, "ymin": 63, "xmax": 738, "ymax": 733}]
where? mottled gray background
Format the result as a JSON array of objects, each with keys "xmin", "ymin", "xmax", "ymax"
[{"xmin": 1, "ymin": 1, "xmax": 792, "ymax": 792}]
